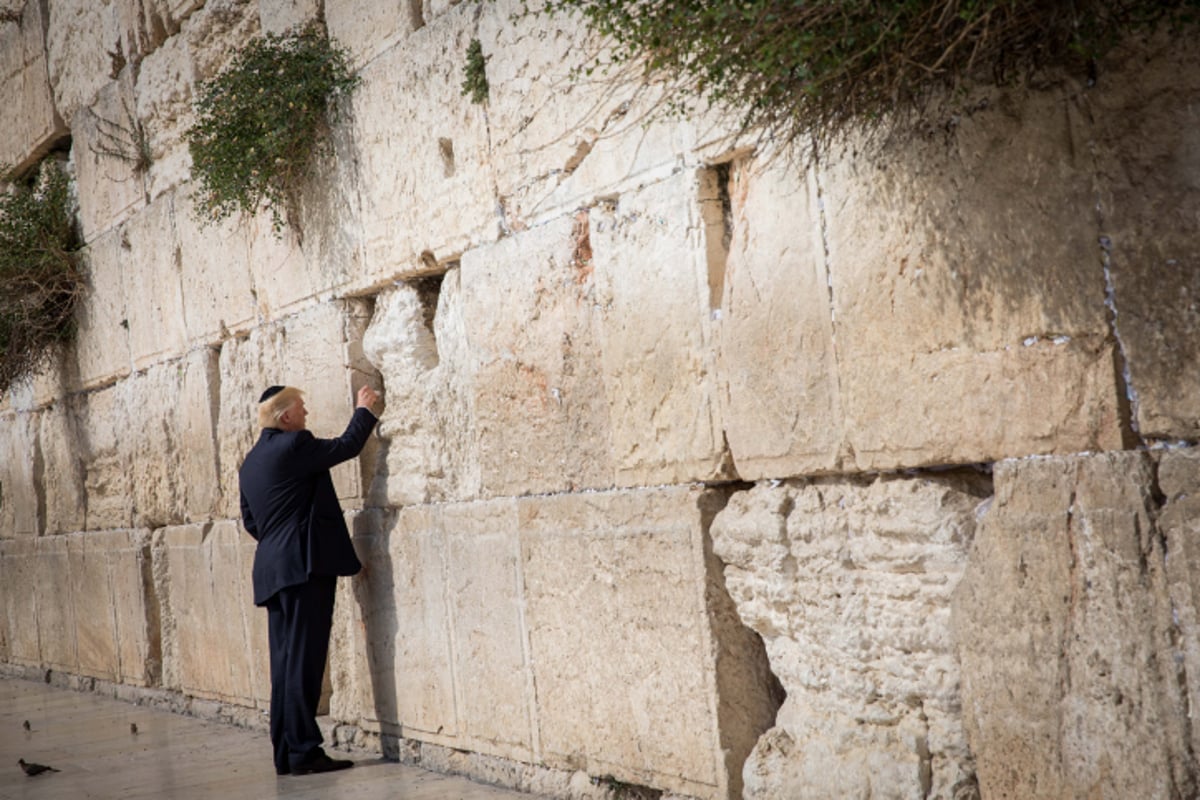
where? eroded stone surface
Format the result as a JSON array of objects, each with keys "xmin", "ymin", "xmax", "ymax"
[
  {"xmin": 1092, "ymin": 38, "xmax": 1200, "ymax": 440},
  {"xmin": 712, "ymin": 475, "xmax": 987, "ymax": 799},
  {"xmin": 952, "ymin": 452, "xmax": 1194, "ymax": 799},
  {"xmin": 72, "ymin": 72, "xmax": 148, "ymax": 242},
  {"xmin": 819, "ymin": 84, "xmax": 1124, "ymax": 469},
  {"xmin": 362, "ymin": 274, "xmax": 480, "ymax": 505},
  {"xmin": 0, "ymin": 0, "xmax": 66, "ymax": 173},
  {"xmin": 352, "ymin": 3, "xmax": 496, "ymax": 286},
  {"xmin": 45, "ymin": 0, "xmax": 120, "ymax": 127},
  {"xmin": 717, "ymin": 157, "xmax": 844, "ymax": 478},
  {"xmin": 521, "ymin": 486, "xmax": 731, "ymax": 800},
  {"xmin": 156, "ymin": 522, "xmax": 265, "ymax": 706},
  {"xmin": 0, "ymin": 411, "xmax": 40, "ymax": 537},
  {"xmin": 590, "ymin": 171, "xmax": 730, "ymax": 486},
  {"xmin": 460, "ymin": 216, "xmax": 612, "ymax": 496}
]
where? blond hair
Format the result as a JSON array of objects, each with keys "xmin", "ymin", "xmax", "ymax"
[{"xmin": 257, "ymin": 386, "xmax": 304, "ymax": 428}]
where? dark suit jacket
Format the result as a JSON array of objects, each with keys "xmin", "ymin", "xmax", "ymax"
[{"xmin": 239, "ymin": 407, "xmax": 377, "ymax": 606}]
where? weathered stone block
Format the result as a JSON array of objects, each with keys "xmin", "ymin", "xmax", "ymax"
[
  {"xmin": 158, "ymin": 522, "xmax": 264, "ymax": 704},
  {"xmin": 70, "ymin": 532, "xmax": 119, "ymax": 680},
  {"xmin": 216, "ymin": 301, "xmax": 371, "ymax": 520},
  {"xmin": 717, "ymin": 158, "xmax": 844, "ymax": 478},
  {"xmin": 1092, "ymin": 39, "xmax": 1200, "ymax": 440},
  {"xmin": 38, "ymin": 401, "xmax": 86, "ymax": 535},
  {"xmin": 45, "ymin": 0, "xmax": 120, "ymax": 127},
  {"xmin": 953, "ymin": 452, "xmax": 1193, "ymax": 799},
  {"xmin": 72, "ymin": 73, "xmax": 148, "ymax": 242},
  {"xmin": 0, "ymin": 538, "xmax": 41, "ymax": 665},
  {"xmin": 135, "ymin": 34, "xmax": 198, "ymax": 201},
  {"xmin": 1157, "ymin": 447, "xmax": 1200, "ymax": 763},
  {"xmin": 460, "ymin": 217, "xmax": 613, "ymax": 496},
  {"xmin": 375, "ymin": 505, "xmax": 458, "ymax": 737},
  {"xmin": 73, "ymin": 229, "xmax": 132, "ymax": 389},
  {"xmin": 122, "ymin": 195, "xmax": 188, "ymax": 369},
  {"xmin": 107, "ymin": 529, "xmax": 158, "ymax": 686},
  {"xmin": 33, "ymin": 535, "xmax": 76, "ymax": 672},
  {"xmin": 352, "ymin": 3, "xmax": 495, "ymax": 285},
  {"xmin": 0, "ymin": 0, "xmax": 66, "ymax": 174},
  {"xmin": 257, "ymin": 0, "xmax": 319, "ymax": 35},
  {"xmin": 712, "ymin": 475, "xmax": 985, "ymax": 800},
  {"xmin": 173, "ymin": 188, "xmax": 256, "ymax": 344},
  {"xmin": 590, "ymin": 171, "xmax": 729, "ymax": 486},
  {"xmin": 180, "ymin": 0, "xmax": 259, "ymax": 84},
  {"xmin": 325, "ymin": 0, "xmax": 420, "ymax": 67},
  {"xmin": 821, "ymin": 85, "xmax": 1123, "ymax": 469},
  {"xmin": 520, "ymin": 486, "xmax": 729, "ymax": 799},
  {"xmin": 0, "ymin": 411, "xmax": 40, "ymax": 537},
  {"xmin": 480, "ymin": 0, "xmax": 728, "ymax": 230},
  {"xmin": 80, "ymin": 385, "xmax": 134, "ymax": 531},
  {"xmin": 361, "ymin": 274, "xmax": 480, "ymax": 506},
  {"xmin": 443, "ymin": 499, "xmax": 532, "ymax": 759}
]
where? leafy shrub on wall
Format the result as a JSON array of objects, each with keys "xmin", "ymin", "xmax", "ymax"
[
  {"xmin": 0, "ymin": 159, "xmax": 83, "ymax": 394},
  {"xmin": 185, "ymin": 22, "xmax": 359, "ymax": 234},
  {"xmin": 541, "ymin": 0, "xmax": 1200, "ymax": 148}
]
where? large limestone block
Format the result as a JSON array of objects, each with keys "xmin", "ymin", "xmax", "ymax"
[
  {"xmin": 717, "ymin": 158, "xmax": 845, "ymax": 478},
  {"xmin": 369, "ymin": 505, "xmax": 458, "ymax": 737},
  {"xmin": 479, "ymin": 0, "xmax": 739, "ymax": 230},
  {"xmin": 0, "ymin": 411, "xmax": 40, "ymax": 537},
  {"xmin": 953, "ymin": 452, "xmax": 1194, "ymax": 799},
  {"xmin": 79, "ymin": 385, "xmax": 134, "ymax": 530},
  {"xmin": 32, "ymin": 535, "xmax": 76, "ymax": 672},
  {"xmin": 711, "ymin": 475, "xmax": 986, "ymax": 800},
  {"xmin": 0, "ymin": 538, "xmax": 41, "ymax": 665},
  {"xmin": 172, "ymin": 187, "xmax": 256, "ymax": 344},
  {"xmin": 0, "ymin": 0, "xmax": 66, "ymax": 174},
  {"xmin": 257, "ymin": 0, "xmax": 319, "ymax": 35},
  {"xmin": 1157, "ymin": 448, "xmax": 1200, "ymax": 762},
  {"xmin": 822, "ymin": 85, "xmax": 1123, "ymax": 469},
  {"xmin": 180, "ymin": 0, "xmax": 258, "ymax": 84},
  {"xmin": 123, "ymin": 350, "xmax": 221, "ymax": 527},
  {"xmin": 362, "ymin": 272, "xmax": 480, "ymax": 505},
  {"xmin": 45, "ymin": 0, "xmax": 121, "ymax": 126},
  {"xmin": 590, "ymin": 171, "xmax": 730, "ymax": 486},
  {"xmin": 520, "ymin": 486, "xmax": 731, "ymax": 799},
  {"xmin": 352, "ymin": 3, "xmax": 495, "ymax": 285},
  {"xmin": 325, "ymin": 0, "xmax": 422, "ymax": 67},
  {"xmin": 442, "ymin": 499, "xmax": 533, "ymax": 759},
  {"xmin": 119, "ymin": 193, "xmax": 188, "ymax": 369},
  {"xmin": 460, "ymin": 217, "xmax": 613, "ymax": 496},
  {"xmin": 135, "ymin": 32, "xmax": 198, "ymax": 200},
  {"xmin": 38, "ymin": 400, "xmax": 86, "ymax": 534},
  {"xmin": 157, "ymin": 522, "xmax": 264, "ymax": 704},
  {"xmin": 217, "ymin": 301, "xmax": 373, "ymax": 519},
  {"xmin": 72, "ymin": 73, "xmax": 148, "ymax": 242},
  {"xmin": 1092, "ymin": 39, "xmax": 1200, "ymax": 440},
  {"xmin": 73, "ymin": 229, "xmax": 132, "ymax": 389},
  {"xmin": 67, "ymin": 530, "xmax": 154, "ymax": 683}
]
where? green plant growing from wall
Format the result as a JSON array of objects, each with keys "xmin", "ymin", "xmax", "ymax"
[
  {"xmin": 0, "ymin": 158, "xmax": 83, "ymax": 394},
  {"xmin": 539, "ymin": 0, "xmax": 1200, "ymax": 150},
  {"xmin": 461, "ymin": 38, "xmax": 490, "ymax": 104},
  {"xmin": 185, "ymin": 22, "xmax": 359, "ymax": 234}
]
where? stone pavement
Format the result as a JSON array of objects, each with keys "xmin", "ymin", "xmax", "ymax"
[{"xmin": 0, "ymin": 677, "xmax": 540, "ymax": 800}]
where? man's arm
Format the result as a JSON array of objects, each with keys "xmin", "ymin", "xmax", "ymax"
[
  {"xmin": 240, "ymin": 490, "xmax": 260, "ymax": 541},
  {"xmin": 293, "ymin": 385, "xmax": 380, "ymax": 472}
]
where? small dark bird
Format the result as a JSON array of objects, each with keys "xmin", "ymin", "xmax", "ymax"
[
  {"xmin": 22, "ymin": 720, "xmax": 30, "ymax": 731},
  {"xmin": 130, "ymin": 723, "xmax": 138, "ymax": 735},
  {"xmin": 18, "ymin": 758, "xmax": 59, "ymax": 776}
]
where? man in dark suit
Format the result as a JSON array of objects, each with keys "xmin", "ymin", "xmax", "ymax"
[{"xmin": 239, "ymin": 383, "xmax": 378, "ymax": 776}]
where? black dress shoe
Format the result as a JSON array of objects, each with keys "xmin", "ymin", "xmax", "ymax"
[{"xmin": 291, "ymin": 753, "xmax": 353, "ymax": 775}]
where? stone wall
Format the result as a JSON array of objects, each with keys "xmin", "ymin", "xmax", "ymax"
[{"xmin": 1, "ymin": 1, "xmax": 1199, "ymax": 798}]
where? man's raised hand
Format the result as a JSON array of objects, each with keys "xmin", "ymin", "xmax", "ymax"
[{"xmin": 356, "ymin": 384, "xmax": 379, "ymax": 412}]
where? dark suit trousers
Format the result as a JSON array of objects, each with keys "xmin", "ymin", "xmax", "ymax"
[{"xmin": 265, "ymin": 575, "xmax": 336, "ymax": 772}]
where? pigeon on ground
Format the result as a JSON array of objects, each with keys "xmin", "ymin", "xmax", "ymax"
[
  {"xmin": 22, "ymin": 720, "xmax": 30, "ymax": 731},
  {"xmin": 18, "ymin": 758, "xmax": 59, "ymax": 776}
]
